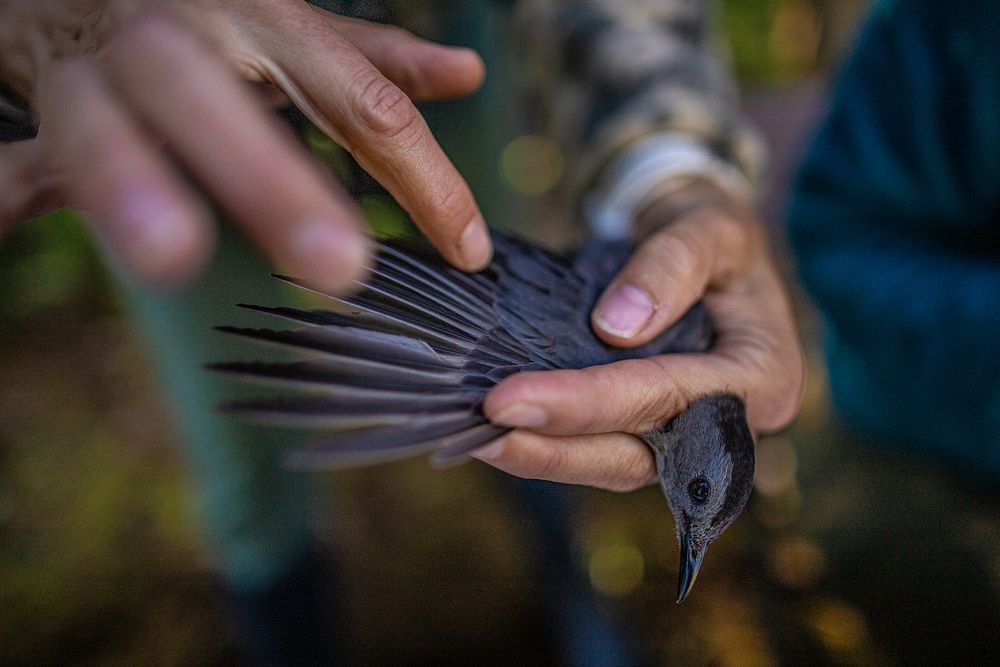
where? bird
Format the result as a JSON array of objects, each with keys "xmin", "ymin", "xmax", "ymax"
[{"xmin": 210, "ymin": 230, "xmax": 755, "ymax": 603}]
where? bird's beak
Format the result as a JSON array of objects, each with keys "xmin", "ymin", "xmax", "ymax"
[{"xmin": 676, "ymin": 531, "xmax": 706, "ymax": 603}]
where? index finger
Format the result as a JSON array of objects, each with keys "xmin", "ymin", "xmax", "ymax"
[
  {"xmin": 251, "ymin": 8, "xmax": 492, "ymax": 271},
  {"xmin": 483, "ymin": 355, "xmax": 748, "ymax": 436},
  {"xmin": 105, "ymin": 15, "xmax": 369, "ymax": 291}
]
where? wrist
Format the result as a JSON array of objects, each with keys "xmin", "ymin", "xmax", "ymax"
[
  {"xmin": 582, "ymin": 132, "xmax": 756, "ymax": 241},
  {"xmin": 633, "ymin": 176, "xmax": 757, "ymax": 243}
]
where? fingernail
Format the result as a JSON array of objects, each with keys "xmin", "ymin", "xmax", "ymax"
[
  {"xmin": 290, "ymin": 219, "xmax": 367, "ymax": 289},
  {"xmin": 470, "ymin": 441, "xmax": 504, "ymax": 462},
  {"xmin": 459, "ymin": 218, "xmax": 492, "ymax": 270},
  {"xmin": 594, "ymin": 284, "xmax": 655, "ymax": 339},
  {"xmin": 115, "ymin": 189, "xmax": 198, "ymax": 282},
  {"xmin": 490, "ymin": 403, "xmax": 547, "ymax": 428}
]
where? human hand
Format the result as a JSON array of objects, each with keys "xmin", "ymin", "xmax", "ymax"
[
  {"xmin": 477, "ymin": 181, "xmax": 805, "ymax": 492},
  {"xmin": 0, "ymin": 0, "xmax": 489, "ymax": 287}
]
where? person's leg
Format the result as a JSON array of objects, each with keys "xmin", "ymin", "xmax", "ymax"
[
  {"xmin": 118, "ymin": 226, "xmax": 344, "ymax": 664},
  {"xmin": 502, "ymin": 477, "xmax": 640, "ymax": 667},
  {"xmin": 421, "ymin": 4, "xmax": 638, "ymax": 663}
]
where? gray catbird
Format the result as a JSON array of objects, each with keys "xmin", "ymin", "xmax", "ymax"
[{"xmin": 211, "ymin": 231, "xmax": 755, "ymax": 602}]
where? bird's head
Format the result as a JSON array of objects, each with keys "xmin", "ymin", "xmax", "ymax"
[{"xmin": 640, "ymin": 394, "xmax": 755, "ymax": 603}]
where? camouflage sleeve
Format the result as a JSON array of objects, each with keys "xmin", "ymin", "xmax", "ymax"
[{"xmin": 513, "ymin": 0, "xmax": 765, "ymax": 231}]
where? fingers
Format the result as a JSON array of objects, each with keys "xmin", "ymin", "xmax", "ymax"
[
  {"xmin": 319, "ymin": 13, "xmax": 485, "ymax": 101},
  {"xmin": 485, "ymin": 355, "xmax": 743, "ymax": 435},
  {"xmin": 704, "ymin": 264, "xmax": 806, "ymax": 431},
  {"xmin": 104, "ymin": 15, "xmax": 369, "ymax": 290},
  {"xmin": 592, "ymin": 209, "xmax": 750, "ymax": 345},
  {"xmin": 471, "ymin": 430, "xmax": 657, "ymax": 493},
  {"xmin": 486, "ymin": 347, "xmax": 798, "ymax": 437},
  {"xmin": 36, "ymin": 59, "xmax": 212, "ymax": 285},
  {"xmin": 255, "ymin": 9, "xmax": 491, "ymax": 270},
  {"xmin": 483, "ymin": 211, "xmax": 805, "ymax": 434},
  {"xmin": 13, "ymin": 6, "xmax": 487, "ymax": 288}
]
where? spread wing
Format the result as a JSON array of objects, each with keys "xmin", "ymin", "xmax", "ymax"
[{"xmin": 211, "ymin": 231, "xmax": 713, "ymax": 468}]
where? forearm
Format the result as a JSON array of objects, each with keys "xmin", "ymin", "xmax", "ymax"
[{"xmin": 630, "ymin": 175, "xmax": 754, "ymax": 240}]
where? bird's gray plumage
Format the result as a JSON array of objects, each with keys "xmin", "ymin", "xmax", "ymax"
[
  {"xmin": 211, "ymin": 231, "xmax": 755, "ymax": 599},
  {"xmin": 642, "ymin": 394, "xmax": 755, "ymax": 601}
]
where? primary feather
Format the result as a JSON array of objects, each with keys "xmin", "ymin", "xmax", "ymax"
[{"xmin": 211, "ymin": 231, "xmax": 714, "ymax": 468}]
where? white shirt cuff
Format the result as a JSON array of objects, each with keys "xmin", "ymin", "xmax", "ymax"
[{"xmin": 582, "ymin": 133, "xmax": 755, "ymax": 240}]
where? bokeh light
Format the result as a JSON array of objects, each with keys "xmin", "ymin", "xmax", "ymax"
[
  {"xmin": 499, "ymin": 134, "xmax": 564, "ymax": 196},
  {"xmin": 588, "ymin": 541, "xmax": 645, "ymax": 597},
  {"xmin": 754, "ymin": 435, "xmax": 798, "ymax": 497},
  {"xmin": 767, "ymin": 536, "xmax": 827, "ymax": 590},
  {"xmin": 809, "ymin": 598, "xmax": 870, "ymax": 653},
  {"xmin": 769, "ymin": 1, "xmax": 822, "ymax": 72}
]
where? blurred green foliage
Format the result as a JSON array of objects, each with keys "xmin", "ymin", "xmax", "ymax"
[
  {"xmin": 719, "ymin": 0, "xmax": 864, "ymax": 84},
  {"xmin": 0, "ymin": 210, "xmax": 114, "ymax": 340}
]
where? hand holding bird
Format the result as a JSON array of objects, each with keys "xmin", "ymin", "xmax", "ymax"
[{"xmin": 213, "ymin": 190, "xmax": 802, "ymax": 600}]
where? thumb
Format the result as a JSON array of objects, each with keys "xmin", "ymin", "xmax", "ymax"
[{"xmin": 591, "ymin": 208, "xmax": 751, "ymax": 346}]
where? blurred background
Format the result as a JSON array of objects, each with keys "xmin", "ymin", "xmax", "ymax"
[{"xmin": 3, "ymin": 0, "xmax": 1000, "ymax": 664}]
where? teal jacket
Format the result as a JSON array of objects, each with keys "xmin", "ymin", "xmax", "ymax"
[{"xmin": 788, "ymin": 0, "xmax": 1000, "ymax": 477}]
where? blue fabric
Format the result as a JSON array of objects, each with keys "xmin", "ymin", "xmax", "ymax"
[
  {"xmin": 118, "ymin": 227, "xmax": 315, "ymax": 594},
  {"xmin": 788, "ymin": 0, "xmax": 1000, "ymax": 476}
]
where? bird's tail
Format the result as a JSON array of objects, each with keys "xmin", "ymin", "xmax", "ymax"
[{"xmin": 209, "ymin": 240, "xmax": 519, "ymax": 469}]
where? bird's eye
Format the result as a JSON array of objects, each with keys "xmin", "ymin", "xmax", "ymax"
[{"xmin": 688, "ymin": 477, "xmax": 711, "ymax": 504}]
